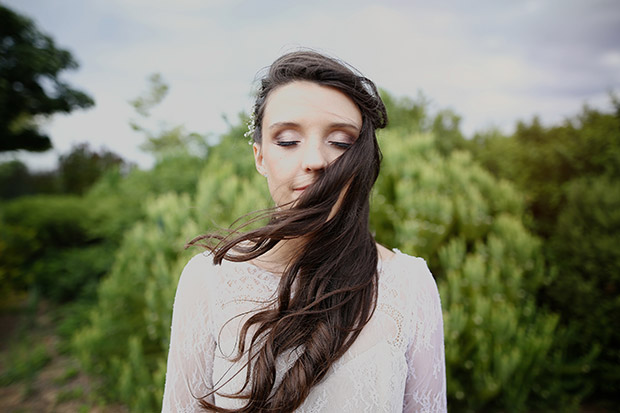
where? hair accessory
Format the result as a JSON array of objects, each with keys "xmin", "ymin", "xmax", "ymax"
[{"xmin": 244, "ymin": 111, "xmax": 257, "ymax": 144}]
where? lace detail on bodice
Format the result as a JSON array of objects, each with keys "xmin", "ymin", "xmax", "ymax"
[{"xmin": 162, "ymin": 250, "xmax": 447, "ymax": 412}]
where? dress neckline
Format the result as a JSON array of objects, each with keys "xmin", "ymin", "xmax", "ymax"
[{"xmin": 227, "ymin": 248, "xmax": 403, "ymax": 278}]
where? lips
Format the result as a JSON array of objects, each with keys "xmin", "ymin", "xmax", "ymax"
[{"xmin": 293, "ymin": 185, "xmax": 309, "ymax": 191}]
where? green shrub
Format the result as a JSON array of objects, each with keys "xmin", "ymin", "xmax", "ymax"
[
  {"xmin": 0, "ymin": 341, "xmax": 51, "ymax": 386},
  {"xmin": 74, "ymin": 127, "xmax": 560, "ymax": 411},
  {"xmin": 72, "ymin": 123, "xmax": 272, "ymax": 410},
  {"xmin": 0, "ymin": 195, "xmax": 120, "ymax": 302},
  {"xmin": 373, "ymin": 131, "xmax": 559, "ymax": 412},
  {"xmin": 30, "ymin": 244, "xmax": 116, "ymax": 302},
  {"xmin": 1, "ymin": 195, "xmax": 92, "ymax": 247},
  {"xmin": 72, "ymin": 193, "xmax": 202, "ymax": 410},
  {"xmin": 468, "ymin": 100, "xmax": 620, "ymax": 405},
  {"xmin": 546, "ymin": 176, "xmax": 620, "ymax": 396},
  {"xmin": 0, "ymin": 195, "xmax": 92, "ymax": 299}
]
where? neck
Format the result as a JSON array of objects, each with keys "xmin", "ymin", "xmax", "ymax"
[
  {"xmin": 250, "ymin": 238, "xmax": 395, "ymax": 275},
  {"xmin": 251, "ymin": 237, "xmax": 307, "ymax": 275}
]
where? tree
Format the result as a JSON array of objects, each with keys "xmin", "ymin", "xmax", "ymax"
[
  {"xmin": 467, "ymin": 97, "xmax": 620, "ymax": 406},
  {"xmin": 380, "ymin": 90, "xmax": 467, "ymax": 155},
  {"xmin": 0, "ymin": 159, "xmax": 59, "ymax": 199},
  {"xmin": 58, "ymin": 143, "xmax": 127, "ymax": 195},
  {"xmin": 0, "ymin": 5, "xmax": 94, "ymax": 152},
  {"xmin": 129, "ymin": 73, "xmax": 209, "ymax": 162}
]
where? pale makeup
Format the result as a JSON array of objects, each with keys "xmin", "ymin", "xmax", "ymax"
[{"xmin": 253, "ymin": 81, "xmax": 362, "ymax": 208}]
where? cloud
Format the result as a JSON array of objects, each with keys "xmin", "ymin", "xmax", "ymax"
[{"xmin": 3, "ymin": 0, "xmax": 619, "ymax": 169}]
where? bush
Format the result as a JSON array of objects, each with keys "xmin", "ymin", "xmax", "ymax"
[
  {"xmin": 73, "ymin": 193, "xmax": 197, "ymax": 410},
  {"xmin": 468, "ymin": 100, "xmax": 620, "ymax": 405},
  {"xmin": 546, "ymin": 176, "xmax": 620, "ymax": 397},
  {"xmin": 30, "ymin": 244, "xmax": 116, "ymax": 302},
  {"xmin": 73, "ymin": 125, "xmax": 562, "ymax": 411},
  {"xmin": 0, "ymin": 193, "xmax": 131, "ymax": 302},
  {"xmin": 0, "ymin": 160, "xmax": 59, "ymax": 199},
  {"xmin": 73, "ymin": 130, "xmax": 270, "ymax": 411},
  {"xmin": 372, "ymin": 131, "xmax": 559, "ymax": 411},
  {"xmin": 0, "ymin": 341, "xmax": 51, "ymax": 386},
  {"xmin": 0, "ymin": 195, "xmax": 92, "ymax": 298}
]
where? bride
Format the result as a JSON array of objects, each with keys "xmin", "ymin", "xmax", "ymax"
[{"xmin": 162, "ymin": 50, "xmax": 447, "ymax": 412}]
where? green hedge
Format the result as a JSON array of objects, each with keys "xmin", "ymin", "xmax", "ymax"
[{"xmin": 72, "ymin": 130, "xmax": 564, "ymax": 411}]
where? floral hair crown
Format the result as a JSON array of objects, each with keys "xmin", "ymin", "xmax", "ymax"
[{"xmin": 244, "ymin": 109, "xmax": 257, "ymax": 145}]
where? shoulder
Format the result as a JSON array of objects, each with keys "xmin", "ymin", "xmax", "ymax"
[
  {"xmin": 377, "ymin": 243, "xmax": 396, "ymax": 262},
  {"xmin": 382, "ymin": 250, "xmax": 443, "ymax": 319},
  {"xmin": 384, "ymin": 249, "xmax": 438, "ymax": 294},
  {"xmin": 384, "ymin": 250, "xmax": 444, "ymax": 350},
  {"xmin": 175, "ymin": 252, "xmax": 220, "ymax": 297},
  {"xmin": 181, "ymin": 251, "xmax": 217, "ymax": 275},
  {"xmin": 169, "ymin": 253, "xmax": 220, "ymax": 351}
]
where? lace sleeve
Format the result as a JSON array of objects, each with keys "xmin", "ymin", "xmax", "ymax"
[
  {"xmin": 402, "ymin": 259, "xmax": 447, "ymax": 413},
  {"xmin": 162, "ymin": 253, "xmax": 217, "ymax": 412}
]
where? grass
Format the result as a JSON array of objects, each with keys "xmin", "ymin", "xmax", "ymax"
[
  {"xmin": 55, "ymin": 385, "xmax": 84, "ymax": 403},
  {"xmin": 0, "ymin": 289, "xmax": 51, "ymax": 387},
  {"xmin": 0, "ymin": 293, "xmax": 129, "ymax": 412},
  {"xmin": 53, "ymin": 365, "xmax": 79, "ymax": 385},
  {"xmin": 0, "ymin": 339, "xmax": 52, "ymax": 387}
]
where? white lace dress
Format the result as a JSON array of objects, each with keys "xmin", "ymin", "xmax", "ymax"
[{"xmin": 162, "ymin": 249, "xmax": 447, "ymax": 412}]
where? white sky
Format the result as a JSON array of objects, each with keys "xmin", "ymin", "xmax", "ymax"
[{"xmin": 3, "ymin": 0, "xmax": 620, "ymax": 170}]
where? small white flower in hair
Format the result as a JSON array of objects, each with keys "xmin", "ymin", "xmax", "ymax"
[{"xmin": 244, "ymin": 111, "xmax": 257, "ymax": 144}]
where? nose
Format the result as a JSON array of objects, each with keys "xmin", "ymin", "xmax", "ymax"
[{"xmin": 301, "ymin": 141, "xmax": 328, "ymax": 172}]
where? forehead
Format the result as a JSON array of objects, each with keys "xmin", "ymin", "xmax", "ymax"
[{"xmin": 263, "ymin": 81, "xmax": 362, "ymax": 128}]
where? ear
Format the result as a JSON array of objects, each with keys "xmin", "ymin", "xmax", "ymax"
[{"xmin": 253, "ymin": 143, "xmax": 266, "ymax": 176}]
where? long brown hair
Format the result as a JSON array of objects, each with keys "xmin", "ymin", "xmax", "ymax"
[{"xmin": 189, "ymin": 50, "xmax": 388, "ymax": 412}]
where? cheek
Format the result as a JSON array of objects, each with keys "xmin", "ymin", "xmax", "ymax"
[{"xmin": 263, "ymin": 153, "xmax": 296, "ymax": 176}]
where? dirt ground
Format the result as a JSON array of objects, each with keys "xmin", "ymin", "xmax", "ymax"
[{"xmin": 0, "ymin": 299, "xmax": 128, "ymax": 413}]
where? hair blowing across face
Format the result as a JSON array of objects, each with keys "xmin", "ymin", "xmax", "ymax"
[{"xmin": 188, "ymin": 50, "xmax": 388, "ymax": 412}]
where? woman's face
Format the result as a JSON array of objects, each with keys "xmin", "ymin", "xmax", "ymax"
[{"xmin": 253, "ymin": 81, "xmax": 362, "ymax": 207}]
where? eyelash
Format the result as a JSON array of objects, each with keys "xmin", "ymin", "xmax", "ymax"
[
  {"xmin": 276, "ymin": 140, "xmax": 352, "ymax": 150},
  {"xmin": 331, "ymin": 141, "xmax": 352, "ymax": 149},
  {"xmin": 276, "ymin": 141, "xmax": 299, "ymax": 147}
]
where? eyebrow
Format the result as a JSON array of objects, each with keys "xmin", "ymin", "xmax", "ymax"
[{"xmin": 268, "ymin": 121, "xmax": 361, "ymax": 131}]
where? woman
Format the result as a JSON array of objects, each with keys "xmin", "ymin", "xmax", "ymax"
[{"xmin": 162, "ymin": 51, "xmax": 447, "ymax": 412}]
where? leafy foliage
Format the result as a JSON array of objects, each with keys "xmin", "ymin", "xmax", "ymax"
[
  {"xmin": 0, "ymin": 160, "xmax": 58, "ymax": 199},
  {"xmin": 0, "ymin": 338, "xmax": 51, "ymax": 386},
  {"xmin": 470, "ymin": 101, "xmax": 620, "ymax": 238},
  {"xmin": 0, "ymin": 195, "xmax": 105, "ymax": 300},
  {"xmin": 373, "ymin": 132, "xmax": 558, "ymax": 411},
  {"xmin": 380, "ymin": 90, "xmax": 467, "ymax": 155},
  {"xmin": 547, "ymin": 176, "xmax": 620, "ymax": 394},
  {"xmin": 467, "ymin": 97, "xmax": 620, "ymax": 403},
  {"xmin": 58, "ymin": 143, "xmax": 127, "ymax": 195},
  {"xmin": 73, "ymin": 128, "xmax": 269, "ymax": 410},
  {"xmin": 73, "ymin": 116, "xmax": 557, "ymax": 411},
  {"xmin": 3, "ymin": 75, "xmax": 605, "ymax": 411},
  {"xmin": 73, "ymin": 193, "xmax": 197, "ymax": 410},
  {"xmin": 0, "ymin": 144, "xmax": 127, "ymax": 200},
  {"xmin": 0, "ymin": 5, "xmax": 94, "ymax": 152}
]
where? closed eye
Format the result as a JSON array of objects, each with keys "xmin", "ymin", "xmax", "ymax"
[
  {"xmin": 330, "ymin": 141, "xmax": 352, "ymax": 149},
  {"xmin": 276, "ymin": 141, "xmax": 299, "ymax": 147}
]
